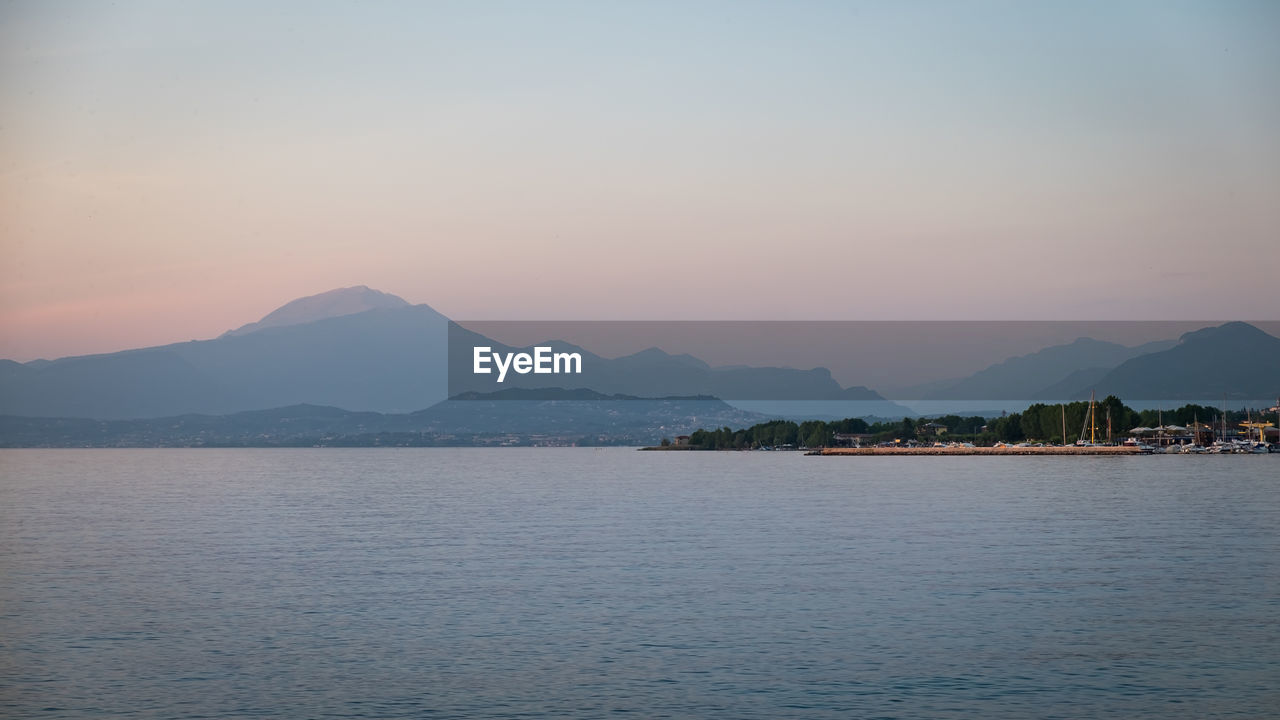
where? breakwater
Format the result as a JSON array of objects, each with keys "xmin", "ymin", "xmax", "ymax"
[{"xmin": 812, "ymin": 445, "xmax": 1147, "ymax": 456}]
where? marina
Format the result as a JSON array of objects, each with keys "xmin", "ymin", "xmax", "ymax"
[{"xmin": 809, "ymin": 394, "xmax": 1278, "ymax": 456}]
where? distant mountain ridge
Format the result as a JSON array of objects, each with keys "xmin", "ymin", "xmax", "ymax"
[
  {"xmin": 1075, "ymin": 322, "xmax": 1280, "ymax": 401},
  {"xmin": 0, "ymin": 303, "xmax": 452, "ymax": 418},
  {"xmin": 887, "ymin": 322, "xmax": 1279, "ymax": 406},
  {"xmin": 893, "ymin": 336, "xmax": 1176, "ymax": 400},
  {"xmin": 2, "ymin": 288, "xmax": 1275, "ymax": 422},
  {"xmin": 447, "ymin": 323, "xmax": 889, "ymax": 402},
  {"xmin": 0, "ymin": 287, "xmax": 892, "ymax": 420}
]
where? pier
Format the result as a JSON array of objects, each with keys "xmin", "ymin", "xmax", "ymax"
[{"xmin": 811, "ymin": 445, "xmax": 1148, "ymax": 456}]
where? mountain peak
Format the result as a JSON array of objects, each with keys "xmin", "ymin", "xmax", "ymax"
[
  {"xmin": 224, "ymin": 286, "xmax": 411, "ymax": 337},
  {"xmin": 1179, "ymin": 321, "xmax": 1273, "ymax": 345},
  {"xmin": 1172, "ymin": 319, "xmax": 1274, "ymax": 348},
  {"xmin": 1079, "ymin": 321, "xmax": 1280, "ymax": 401}
]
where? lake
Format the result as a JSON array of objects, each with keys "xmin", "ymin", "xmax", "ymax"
[{"xmin": 1, "ymin": 449, "xmax": 1277, "ymax": 718}]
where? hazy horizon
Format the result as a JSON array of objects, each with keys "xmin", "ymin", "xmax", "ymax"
[{"xmin": 3, "ymin": 2, "xmax": 1279, "ymax": 361}]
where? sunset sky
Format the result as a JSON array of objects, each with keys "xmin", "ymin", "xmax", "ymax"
[{"xmin": 2, "ymin": 1, "xmax": 1278, "ymax": 361}]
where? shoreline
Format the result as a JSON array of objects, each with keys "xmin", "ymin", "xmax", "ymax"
[{"xmin": 812, "ymin": 445, "xmax": 1149, "ymax": 456}]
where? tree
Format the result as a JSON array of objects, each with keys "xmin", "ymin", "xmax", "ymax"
[
  {"xmin": 990, "ymin": 412, "xmax": 1024, "ymax": 442},
  {"xmin": 898, "ymin": 417, "xmax": 916, "ymax": 439},
  {"xmin": 1020, "ymin": 404, "xmax": 1045, "ymax": 440},
  {"xmin": 799, "ymin": 420, "xmax": 829, "ymax": 448},
  {"xmin": 832, "ymin": 417, "xmax": 870, "ymax": 434}
]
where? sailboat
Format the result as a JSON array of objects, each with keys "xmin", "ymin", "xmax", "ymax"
[
  {"xmin": 1183, "ymin": 412, "xmax": 1208, "ymax": 453},
  {"xmin": 1076, "ymin": 391, "xmax": 1099, "ymax": 446},
  {"xmin": 1210, "ymin": 397, "xmax": 1238, "ymax": 453}
]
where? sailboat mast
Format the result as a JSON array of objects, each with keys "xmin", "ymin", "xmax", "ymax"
[
  {"xmin": 1091, "ymin": 391, "xmax": 1096, "ymax": 445},
  {"xmin": 1222, "ymin": 395, "xmax": 1228, "ymax": 441},
  {"xmin": 1077, "ymin": 392, "xmax": 1097, "ymax": 445},
  {"xmin": 1061, "ymin": 404, "xmax": 1067, "ymax": 447}
]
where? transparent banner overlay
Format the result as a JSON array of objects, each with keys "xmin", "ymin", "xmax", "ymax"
[{"xmin": 447, "ymin": 320, "xmax": 1280, "ymax": 415}]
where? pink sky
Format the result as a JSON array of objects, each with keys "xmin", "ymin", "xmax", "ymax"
[{"xmin": 3, "ymin": 2, "xmax": 1278, "ymax": 361}]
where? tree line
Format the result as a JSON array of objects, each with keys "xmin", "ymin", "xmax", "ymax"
[
  {"xmin": 680, "ymin": 399, "xmax": 1270, "ymax": 449},
  {"xmin": 683, "ymin": 415, "xmax": 988, "ymax": 449},
  {"xmin": 988, "ymin": 399, "xmax": 1254, "ymax": 444}
]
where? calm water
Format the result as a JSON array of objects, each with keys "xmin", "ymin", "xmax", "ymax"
[{"xmin": 1, "ymin": 449, "xmax": 1277, "ymax": 719}]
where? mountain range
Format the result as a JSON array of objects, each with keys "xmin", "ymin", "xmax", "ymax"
[
  {"xmin": 446, "ymin": 322, "xmax": 892, "ymax": 403},
  {"xmin": 0, "ymin": 298, "xmax": 451, "ymax": 418},
  {"xmin": 892, "ymin": 336, "xmax": 1177, "ymax": 401},
  {"xmin": 1083, "ymin": 322, "xmax": 1280, "ymax": 402},
  {"xmin": 0, "ymin": 287, "xmax": 894, "ymax": 421},
  {"xmin": 900, "ymin": 322, "xmax": 1279, "ymax": 404},
  {"xmin": 1, "ymin": 287, "xmax": 1277, "ymax": 436}
]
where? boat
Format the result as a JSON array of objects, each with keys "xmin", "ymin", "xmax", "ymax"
[{"xmin": 1076, "ymin": 391, "xmax": 1101, "ymax": 446}]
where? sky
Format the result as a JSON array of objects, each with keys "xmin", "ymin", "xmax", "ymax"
[{"xmin": 2, "ymin": 1, "xmax": 1278, "ymax": 361}]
